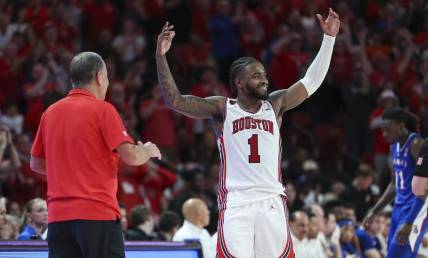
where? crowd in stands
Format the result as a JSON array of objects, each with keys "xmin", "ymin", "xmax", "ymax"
[{"xmin": 0, "ymin": 0, "xmax": 428, "ymax": 257}]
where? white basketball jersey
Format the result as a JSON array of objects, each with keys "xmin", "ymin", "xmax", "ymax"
[{"xmin": 217, "ymin": 98, "xmax": 286, "ymax": 209}]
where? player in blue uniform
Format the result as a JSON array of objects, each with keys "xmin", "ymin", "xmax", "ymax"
[
  {"xmin": 395, "ymin": 139, "xmax": 428, "ymax": 250},
  {"xmin": 363, "ymin": 107, "xmax": 425, "ymax": 258}
]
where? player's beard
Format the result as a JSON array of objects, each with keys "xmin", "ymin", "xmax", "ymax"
[{"xmin": 247, "ymin": 83, "xmax": 269, "ymax": 100}]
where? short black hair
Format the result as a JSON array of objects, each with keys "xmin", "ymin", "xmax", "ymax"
[
  {"xmin": 355, "ymin": 164, "xmax": 373, "ymax": 178},
  {"xmin": 228, "ymin": 57, "xmax": 258, "ymax": 94},
  {"xmin": 382, "ymin": 107, "xmax": 420, "ymax": 132},
  {"xmin": 305, "ymin": 209, "xmax": 317, "ymax": 219},
  {"xmin": 158, "ymin": 211, "xmax": 180, "ymax": 232},
  {"xmin": 69, "ymin": 52, "xmax": 104, "ymax": 88},
  {"xmin": 382, "ymin": 107, "xmax": 407, "ymax": 123},
  {"xmin": 129, "ymin": 205, "xmax": 151, "ymax": 227},
  {"xmin": 341, "ymin": 203, "xmax": 356, "ymax": 211}
]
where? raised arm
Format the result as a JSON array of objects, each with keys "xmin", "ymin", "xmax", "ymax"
[
  {"xmin": 269, "ymin": 8, "xmax": 340, "ymax": 117},
  {"xmin": 155, "ymin": 22, "xmax": 225, "ymax": 119}
]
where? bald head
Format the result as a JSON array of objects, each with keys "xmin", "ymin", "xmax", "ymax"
[
  {"xmin": 290, "ymin": 211, "xmax": 309, "ymax": 240},
  {"xmin": 69, "ymin": 52, "xmax": 105, "ymax": 88},
  {"xmin": 182, "ymin": 198, "xmax": 209, "ymax": 228}
]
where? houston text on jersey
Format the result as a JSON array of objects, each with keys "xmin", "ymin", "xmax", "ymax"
[{"xmin": 232, "ymin": 117, "xmax": 274, "ymax": 135}]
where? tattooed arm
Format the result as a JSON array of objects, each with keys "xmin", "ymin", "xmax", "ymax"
[{"xmin": 155, "ymin": 22, "xmax": 225, "ymax": 119}]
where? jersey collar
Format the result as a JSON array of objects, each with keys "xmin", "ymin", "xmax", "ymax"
[{"xmin": 68, "ymin": 88, "xmax": 97, "ymax": 99}]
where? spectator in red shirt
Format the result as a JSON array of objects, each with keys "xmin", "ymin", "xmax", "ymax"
[
  {"xmin": 30, "ymin": 52, "xmax": 161, "ymax": 258},
  {"xmin": 190, "ymin": 0, "xmax": 212, "ymax": 42},
  {"xmin": 117, "ymin": 160, "xmax": 177, "ymax": 218},
  {"xmin": 23, "ymin": 0, "xmax": 50, "ymax": 34},
  {"xmin": 269, "ymin": 32, "xmax": 309, "ymax": 89},
  {"xmin": 0, "ymin": 125, "xmax": 21, "ymax": 175},
  {"xmin": 23, "ymin": 62, "xmax": 66, "ymax": 134},
  {"xmin": 112, "ymin": 17, "xmax": 146, "ymax": 65},
  {"xmin": 42, "ymin": 22, "xmax": 72, "ymax": 55},
  {"xmin": 239, "ymin": 11, "xmax": 266, "ymax": 59},
  {"xmin": 5, "ymin": 132, "xmax": 46, "ymax": 206},
  {"xmin": 0, "ymin": 44, "xmax": 22, "ymax": 106},
  {"xmin": 369, "ymin": 89, "xmax": 398, "ymax": 186},
  {"xmin": 81, "ymin": 0, "xmax": 117, "ymax": 43},
  {"xmin": 191, "ymin": 66, "xmax": 230, "ymax": 98},
  {"xmin": 139, "ymin": 84, "xmax": 178, "ymax": 163}
]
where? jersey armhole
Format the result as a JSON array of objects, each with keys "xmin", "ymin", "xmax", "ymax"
[
  {"xmin": 266, "ymin": 99, "xmax": 281, "ymax": 118},
  {"xmin": 222, "ymin": 97, "xmax": 228, "ymax": 121},
  {"xmin": 211, "ymin": 98, "xmax": 228, "ymax": 138},
  {"xmin": 266, "ymin": 100, "xmax": 283, "ymax": 129}
]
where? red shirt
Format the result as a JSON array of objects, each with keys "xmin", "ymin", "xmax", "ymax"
[
  {"xmin": 5, "ymin": 159, "xmax": 47, "ymax": 206},
  {"xmin": 31, "ymin": 89, "xmax": 134, "ymax": 223},
  {"xmin": 81, "ymin": 1, "xmax": 117, "ymax": 41},
  {"xmin": 269, "ymin": 52, "xmax": 299, "ymax": 89},
  {"xmin": 140, "ymin": 100, "xmax": 176, "ymax": 148},
  {"xmin": 117, "ymin": 162, "xmax": 177, "ymax": 215},
  {"xmin": 24, "ymin": 82, "xmax": 59, "ymax": 134},
  {"xmin": 369, "ymin": 108, "xmax": 389, "ymax": 154}
]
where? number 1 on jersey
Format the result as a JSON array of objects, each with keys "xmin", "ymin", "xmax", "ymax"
[{"xmin": 248, "ymin": 134, "xmax": 260, "ymax": 163}]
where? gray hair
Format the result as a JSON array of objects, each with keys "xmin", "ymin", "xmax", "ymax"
[{"xmin": 69, "ymin": 52, "xmax": 104, "ymax": 88}]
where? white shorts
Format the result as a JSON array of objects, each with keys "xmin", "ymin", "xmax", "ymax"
[{"xmin": 216, "ymin": 195, "xmax": 294, "ymax": 258}]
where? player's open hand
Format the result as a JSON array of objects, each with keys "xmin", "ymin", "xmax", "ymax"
[
  {"xmin": 156, "ymin": 22, "xmax": 175, "ymax": 57},
  {"xmin": 138, "ymin": 141, "xmax": 162, "ymax": 160},
  {"xmin": 316, "ymin": 8, "xmax": 340, "ymax": 37},
  {"xmin": 396, "ymin": 223, "xmax": 412, "ymax": 245}
]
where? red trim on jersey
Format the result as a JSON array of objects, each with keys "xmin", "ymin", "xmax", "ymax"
[
  {"xmin": 217, "ymin": 97, "xmax": 228, "ymax": 137},
  {"xmin": 217, "ymin": 137, "xmax": 224, "ymax": 208},
  {"xmin": 278, "ymin": 137, "xmax": 282, "ymax": 182},
  {"xmin": 217, "ymin": 210, "xmax": 236, "ymax": 258},
  {"xmin": 279, "ymin": 196, "xmax": 295, "ymax": 258},
  {"xmin": 217, "ymin": 98, "xmax": 228, "ymax": 210},
  {"xmin": 217, "ymin": 136, "xmax": 228, "ymax": 210}
]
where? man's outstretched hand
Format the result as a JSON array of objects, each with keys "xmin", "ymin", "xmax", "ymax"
[
  {"xmin": 316, "ymin": 8, "xmax": 341, "ymax": 37},
  {"xmin": 156, "ymin": 21, "xmax": 175, "ymax": 57}
]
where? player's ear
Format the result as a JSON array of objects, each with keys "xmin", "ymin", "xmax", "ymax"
[
  {"xmin": 235, "ymin": 77, "xmax": 243, "ymax": 90},
  {"xmin": 95, "ymin": 71, "xmax": 102, "ymax": 87}
]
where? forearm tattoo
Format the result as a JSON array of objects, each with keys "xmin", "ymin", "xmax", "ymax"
[{"xmin": 156, "ymin": 55, "xmax": 220, "ymax": 118}]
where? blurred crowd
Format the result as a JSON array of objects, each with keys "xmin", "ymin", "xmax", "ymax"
[{"xmin": 0, "ymin": 0, "xmax": 428, "ymax": 257}]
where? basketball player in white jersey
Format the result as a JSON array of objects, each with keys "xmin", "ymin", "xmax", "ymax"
[{"xmin": 156, "ymin": 8, "xmax": 340, "ymax": 258}]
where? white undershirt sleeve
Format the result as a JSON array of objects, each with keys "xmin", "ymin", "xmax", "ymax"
[{"xmin": 300, "ymin": 34, "xmax": 336, "ymax": 96}]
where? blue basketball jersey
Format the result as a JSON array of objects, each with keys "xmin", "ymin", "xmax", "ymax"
[{"xmin": 392, "ymin": 133, "xmax": 420, "ymax": 206}]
